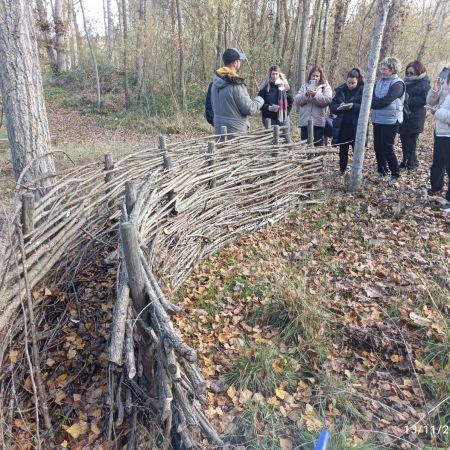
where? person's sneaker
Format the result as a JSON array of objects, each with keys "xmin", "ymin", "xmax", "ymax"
[
  {"xmin": 333, "ymin": 170, "xmax": 345, "ymax": 177},
  {"xmin": 389, "ymin": 175, "xmax": 399, "ymax": 184},
  {"xmin": 399, "ymin": 162, "xmax": 407, "ymax": 169},
  {"xmin": 438, "ymin": 198, "xmax": 450, "ymax": 207}
]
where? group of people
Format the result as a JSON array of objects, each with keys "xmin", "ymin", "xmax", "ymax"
[{"xmin": 206, "ymin": 48, "xmax": 450, "ymax": 207}]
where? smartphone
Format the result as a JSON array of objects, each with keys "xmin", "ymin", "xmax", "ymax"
[
  {"xmin": 308, "ymin": 79, "xmax": 317, "ymax": 88},
  {"xmin": 439, "ymin": 67, "xmax": 450, "ymax": 82}
]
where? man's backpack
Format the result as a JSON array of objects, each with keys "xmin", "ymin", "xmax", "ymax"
[
  {"xmin": 205, "ymin": 82, "xmax": 214, "ymax": 126},
  {"xmin": 403, "ymin": 91, "xmax": 412, "ymax": 119}
]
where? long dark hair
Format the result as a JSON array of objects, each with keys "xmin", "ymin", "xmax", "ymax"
[{"xmin": 308, "ymin": 66, "xmax": 326, "ymax": 85}]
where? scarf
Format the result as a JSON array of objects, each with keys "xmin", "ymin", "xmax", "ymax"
[
  {"xmin": 260, "ymin": 75, "xmax": 289, "ymax": 123},
  {"xmin": 275, "ymin": 79, "xmax": 289, "ymax": 123},
  {"xmin": 404, "ymin": 72, "xmax": 427, "ymax": 85}
]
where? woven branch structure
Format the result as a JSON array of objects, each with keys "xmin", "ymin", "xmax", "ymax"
[{"xmin": 0, "ymin": 127, "xmax": 336, "ymax": 447}]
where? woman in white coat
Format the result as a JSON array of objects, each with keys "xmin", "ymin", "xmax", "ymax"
[
  {"xmin": 294, "ymin": 66, "xmax": 332, "ymax": 146},
  {"xmin": 433, "ymin": 89, "xmax": 450, "ymax": 209}
]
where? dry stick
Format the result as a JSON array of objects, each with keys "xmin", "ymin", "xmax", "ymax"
[
  {"xmin": 115, "ymin": 370, "xmax": 125, "ymax": 427},
  {"xmin": 125, "ymin": 305, "xmax": 137, "ymax": 380},
  {"xmin": 109, "ymin": 265, "xmax": 130, "ymax": 366},
  {"xmin": 17, "ymin": 225, "xmax": 52, "ymax": 435}
]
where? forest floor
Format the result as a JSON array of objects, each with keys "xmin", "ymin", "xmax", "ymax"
[{"xmin": 1, "ymin": 98, "xmax": 449, "ymax": 450}]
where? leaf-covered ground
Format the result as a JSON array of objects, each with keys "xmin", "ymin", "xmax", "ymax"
[
  {"xmin": 173, "ymin": 135, "xmax": 449, "ymax": 449},
  {"xmin": 4, "ymin": 110, "xmax": 449, "ymax": 449}
]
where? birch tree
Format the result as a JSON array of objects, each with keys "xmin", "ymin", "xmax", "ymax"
[
  {"xmin": 0, "ymin": 0, "xmax": 56, "ymax": 191},
  {"xmin": 347, "ymin": 0, "xmax": 393, "ymax": 193}
]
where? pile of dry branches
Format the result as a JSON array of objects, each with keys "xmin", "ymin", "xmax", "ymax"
[{"xmin": 0, "ymin": 127, "xmax": 335, "ymax": 447}]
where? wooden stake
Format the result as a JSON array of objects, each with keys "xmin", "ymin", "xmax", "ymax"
[
  {"xmin": 104, "ymin": 154, "xmax": 114, "ymax": 183},
  {"xmin": 264, "ymin": 118, "xmax": 271, "ymax": 130},
  {"xmin": 207, "ymin": 141, "xmax": 216, "ymax": 189},
  {"xmin": 21, "ymin": 193, "xmax": 35, "ymax": 237},
  {"xmin": 307, "ymin": 118, "xmax": 314, "ymax": 146},
  {"xmin": 125, "ymin": 181, "xmax": 136, "ymax": 215},
  {"xmin": 120, "ymin": 222, "xmax": 146, "ymax": 315}
]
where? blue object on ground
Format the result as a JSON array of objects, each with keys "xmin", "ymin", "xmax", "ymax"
[{"xmin": 314, "ymin": 431, "xmax": 330, "ymax": 450}]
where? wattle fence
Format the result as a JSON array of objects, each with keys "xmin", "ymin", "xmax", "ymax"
[{"xmin": 0, "ymin": 126, "xmax": 335, "ymax": 447}]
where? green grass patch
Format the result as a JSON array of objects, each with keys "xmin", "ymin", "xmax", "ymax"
[{"xmin": 225, "ymin": 341, "xmax": 301, "ymax": 395}]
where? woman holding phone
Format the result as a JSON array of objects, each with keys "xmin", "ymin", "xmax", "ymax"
[
  {"xmin": 426, "ymin": 69, "xmax": 450, "ymax": 202},
  {"xmin": 398, "ymin": 60, "xmax": 430, "ymax": 170},
  {"xmin": 294, "ymin": 66, "xmax": 332, "ymax": 146}
]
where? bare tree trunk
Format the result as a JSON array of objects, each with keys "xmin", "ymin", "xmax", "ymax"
[
  {"xmin": 107, "ymin": 0, "xmax": 114, "ymax": 61},
  {"xmin": 216, "ymin": 3, "xmax": 224, "ymax": 68},
  {"xmin": 122, "ymin": 0, "xmax": 130, "ymax": 105},
  {"xmin": 328, "ymin": 0, "xmax": 351, "ymax": 87},
  {"xmin": 417, "ymin": 0, "xmax": 444, "ymax": 61},
  {"xmin": 313, "ymin": 0, "xmax": 325, "ymax": 66},
  {"xmin": 67, "ymin": 0, "xmax": 78, "ymax": 67},
  {"xmin": 307, "ymin": 0, "xmax": 322, "ymax": 69},
  {"xmin": 79, "ymin": 0, "xmax": 101, "ymax": 107},
  {"xmin": 54, "ymin": 0, "xmax": 67, "ymax": 72},
  {"xmin": 379, "ymin": 0, "xmax": 407, "ymax": 60},
  {"xmin": 175, "ymin": 0, "xmax": 186, "ymax": 111},
  {"xmin": 280, "ymin": 0, "xmax": 291, "ymax": 65},
  {"xmin": 296, "ymin": 0, "xmax": 311, "ymax": 87},
  {"xmin": 35, "ymin": 0, "xmax": 56, "ymax": 64},
  {"xmin": 347, "ymin": 0, "xmax": 393, "ymax": 193},
  {"xmin": 71, "ymin": 0, "xmax": 82, "ymax": 59},
  {"xmin": 0, "ymin": 0, "xmax": 56, "ymax": 192},
  {"xmin": 135, "ymin": 0, "xmax": 147, "ymax": 97},
  {"xmin": 321, "ymin": 0, "xmax": 330, "ymax": 69}
]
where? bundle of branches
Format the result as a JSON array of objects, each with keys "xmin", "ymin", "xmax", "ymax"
[{"xmin": 0, "ymin": 126, "xmax": 336, "ymax": 447}]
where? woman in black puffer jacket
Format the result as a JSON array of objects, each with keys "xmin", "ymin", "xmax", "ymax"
[
  {"xmin": 330, "ymin": 68, "xmax": 364, "ymax": 175},
  {"xmin": 398, "ymin": 60, "xmax": 431, "ymax": 170}
]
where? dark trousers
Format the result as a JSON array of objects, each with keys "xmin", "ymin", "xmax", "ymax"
[
  {"xmin": 373, "ymin": 123, "xmax": 400, "ymax": 177},
  {"xmin": 301, "ymin": 126, "xmax": 324, "ymax": 147},
  {"xmin": 400, "ymin": 133, "xmax": 419, "ymax": 168},
  {"xmin": 431, "ymin": 135, "xmax": 450, "ymax": 200},
  {"xmin": 338, "ymin": 125, "xmax": 355, "ymax": 172}
]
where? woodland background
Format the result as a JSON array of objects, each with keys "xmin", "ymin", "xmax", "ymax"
[{"xmin": 34, "ymin": 0, "xmax": 450, "ymax": 118}]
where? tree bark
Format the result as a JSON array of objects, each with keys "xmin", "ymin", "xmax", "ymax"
[
  {"xmin": 122, "ymin": 0, "xmax": 130, "ymax": 105},
  {"xmin": 296, "ymin": 0, "xmax": 311, "ymax": 87},
  {"xmin": 106, "ymin": 0, "xmax": 114, "ymax": 61},
  {"xmin": 347, "ymin": 0, "xmax": 393, "ymax": 193},
  {"xmin": 0, "ymin": 0, "xmax": 56, "ymax": 192},
  {"xmin": 328, "ymin": 0, "xmax": 351, "ymax": 87},
  {"xmin": 35, "ymin": 0, "xmax": 56, "ymax": 64},
  {"xmin": 417, "ymin": 0, "xmax": 445, "ymax": 61},
  {"xmin": 67, "ymin": 0, "xmax": 78, "ymax": 67},
  {"xmin": 54, "ymin": 0, "xmax": 67, "ymax": 72},
  {"xmin": 307, "ymin": 0, "xmax": 322, "ymax": 69},
  {"xmin": 379, "ymin": 0, "xmax": 407, "ymax": 61},
  {"xmin": 135, "ymin": 0, "xmax": 147, "ymax": 97},
  {"xmin": 175, "ymin": 0, "xmax": 186, "ymax": 110}
]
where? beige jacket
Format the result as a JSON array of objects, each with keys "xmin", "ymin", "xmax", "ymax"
[
  {"xmin": 426, "ymin": 82, "xmax": 450, "ymax": 107},
  {"xmin": 294, "ymin": 82, "xmax": 332, "ymax": 127}
]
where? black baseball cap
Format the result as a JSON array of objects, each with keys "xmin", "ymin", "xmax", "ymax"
[{"xmin": 223, "ymin": 48, "xmax": 247, "ymax": 65}]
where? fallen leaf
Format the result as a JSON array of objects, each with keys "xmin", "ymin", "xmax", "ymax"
[{"xmin": 64, "ymin": 420, "xmax": 88, "ymax": 439}]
